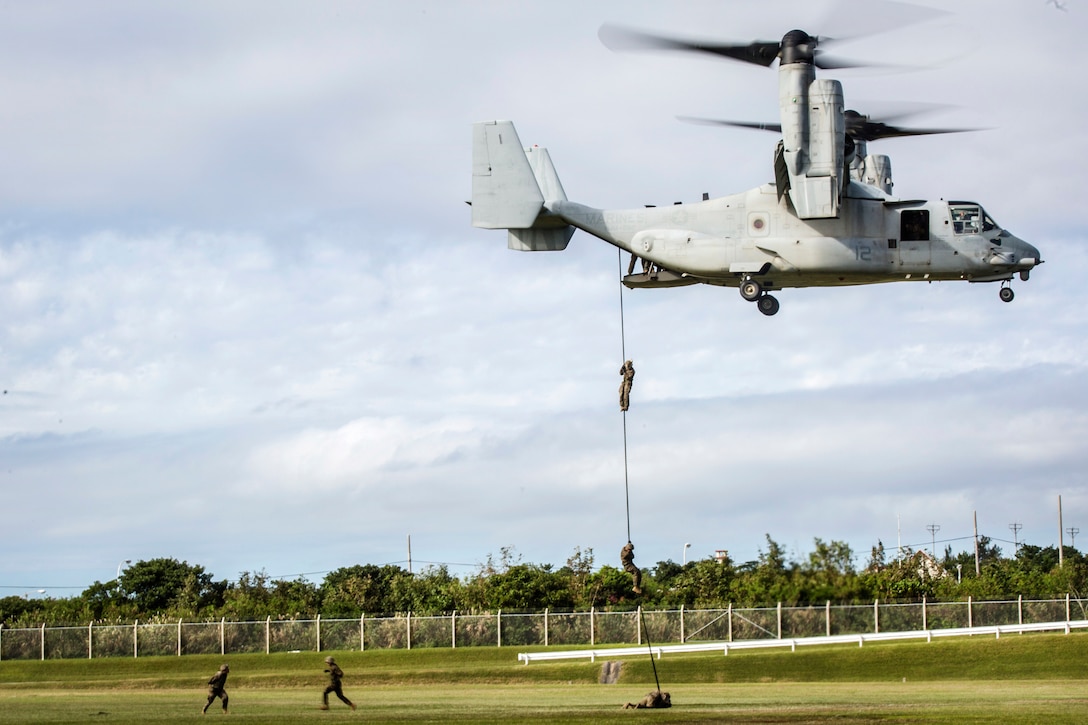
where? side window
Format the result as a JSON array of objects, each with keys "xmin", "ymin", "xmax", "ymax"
[{"xmin": 900, "ymin": 210, "xmax": 929, "ymax": 241}]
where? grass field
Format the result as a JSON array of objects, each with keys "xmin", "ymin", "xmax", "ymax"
[{"xmin": 2, "ymin": 632, "xmax": 1087, "ymax": 723}]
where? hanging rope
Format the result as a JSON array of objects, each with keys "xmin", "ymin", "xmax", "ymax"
[
  {"xmin": 618, "ymin": 249, "xmax": 631, "ymax": 543},
  {"xmin": 618, "ymin": 250, "xmax": 667, "ymax": 703},
  {"xmin": 640, "ymin": 609, "xmax": 662, "ymax": 693}
]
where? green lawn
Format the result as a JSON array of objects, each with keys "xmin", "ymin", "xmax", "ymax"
[{"xmin": 2, "ymin": 633, "xmax": 1087, "ymax": 723}]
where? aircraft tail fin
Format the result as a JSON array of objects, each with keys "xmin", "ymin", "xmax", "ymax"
[{"xmin": 471, "ymin": 120, "xmax": 574, "ymax": 251}]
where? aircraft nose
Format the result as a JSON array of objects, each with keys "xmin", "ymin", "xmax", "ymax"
[
  {"xmin": 1007, "ymin": 236, "xmax": 1042, "ymax": 281},
  {"xmin": 1017, "ymin": 240, "xmax": 1043, "ymax": 269},
  {"xmin": 1005, "ymin": 234, "xmax": 1042, "ymax": 269}
]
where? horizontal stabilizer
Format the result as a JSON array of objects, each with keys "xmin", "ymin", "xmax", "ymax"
[{"xmin": 509, "ymin": 226, "xmax": 575, "ymax": 251}]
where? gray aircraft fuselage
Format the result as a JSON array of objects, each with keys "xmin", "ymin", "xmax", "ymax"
[{"xmin": 544, "ymin": 183, "xmax": 1040, "ymax": 292}]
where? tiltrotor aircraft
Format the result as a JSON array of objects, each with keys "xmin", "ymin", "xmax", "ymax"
[{"xmin": 471, "ymin": 26, "xmax": 1042, "ymax": 316}]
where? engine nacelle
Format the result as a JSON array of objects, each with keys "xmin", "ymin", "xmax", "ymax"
[{"xmin": 778, "ymin": 75, "xmax": 845, "ymax": 219}]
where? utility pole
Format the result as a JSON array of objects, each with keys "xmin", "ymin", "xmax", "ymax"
[
  {"xmin": 1059, "ymin": 495, "xmax": 1064, "ymax": 569},
  {"xmin": 1009, "ymin": 522, "xmax": 1022, "ymax": 550},
  {"xmin": 973, "ymin": 511, "xmax": 980, "ymax": 576},
  {"xmin": 926, "ymin": 524, "xmax": 940, "ymax": 557}
]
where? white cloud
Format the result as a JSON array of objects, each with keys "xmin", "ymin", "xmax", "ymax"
[{"xmin": 2, "ymin": 0, "xmax": 1087, "ymax": 590}]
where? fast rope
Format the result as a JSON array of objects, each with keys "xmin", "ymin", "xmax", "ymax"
[
  {"xmin": 618, "ymin": 249, "xmax": 663, "ymax": 696},
  {"xmin": 618, "ymin": 249, "xmax": 632, "ymax": 543}
]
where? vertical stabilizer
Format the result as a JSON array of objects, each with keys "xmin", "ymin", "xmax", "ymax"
[
  {"xmin": 471, "ymin": 120, "xmax": 575, "ymax": 251},
  {"xmin": 471, "ymin": 121, "xmax": 544, "ymax": 229}
]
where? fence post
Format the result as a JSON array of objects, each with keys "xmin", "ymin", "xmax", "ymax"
[
  {"xmin": 590, "ymin": 607, "xmax": 595, "ymax": 647},
  {"xmin": 220, "ymin": 617, "xmax": 225, "ymax": 656},
  {"xmin": 728, "ymin": 603, "xmax": 733, "ymax": 642},
  {"xmin": 41, "ymin": 623, "xmax": 46, "ymax": 661},
  {"xmin": 922, "ymin": 595, "xmax": 927, "ymax": 631},
  {"xmin": 873, "ymin": 600, "xmax": 879, "ymax": 634},
  {"xmin": 177, "ymin": 619, "xmax": 182, "ymax": 657},
  {"xmin": 681, "ymin": 604, "xmax": 686, "ymax": 643},
  {"xmin": 825, "ymin": 601, "xmax": 831, "ymax": 637},
  {"xmin": 636, "ymin": 606, "xmax": 642, "ymax": 646},
  {"xmin": 496, "ymin": 610, "xmax": 500, "ymax": 648},
  {"xmin": 777, "ymin": 602, "xmax": 782, "ymax": 639},
  {"xmin": 0, "ymin": 622, "xmax": 3, "ymax": 661},
  {"xmin": 360, "ymin": 613, "xmax": 365, "ymax": 652},
  {"xmin": 968, "ymin": 596, "xmax": 973, "ymax": 629},
  {"xmin": 451, "ymin": 611, "xmax": 456, "ymax": 649},
  {"xmin": 265, "ymin": 617, "xmax": 271, "ymax": 655},
  {"xmin": 1067, "ymin": 593, "xmax": 1071, "ymax": 623},
  {"xmin": 544, "ymin": 608, "xmax": 549, "ymax": 647},
  {"xmin": 1018, "ymin": 595, "xmax": 1023, "ymax": 626},
  {"xmin": 407, "ymin": 612, "xmax": 412, "ymax": 650},
  {"xmin": 88, "ymin": 621, "xmax": 93, "ymax": 659},
  {"xmin": 134, "ymin": 620, "xmax": 139, "ymax": 658}
]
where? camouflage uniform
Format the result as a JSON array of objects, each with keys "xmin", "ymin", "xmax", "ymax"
[
  {"xmin": 624, "ymin": 690, "xmax": 672, "ymax": 709},
  {"xmin": 620, "ymin": 541, "xmax": 642, "ymax": 594},
  {"xmin": 202, "ymin": 663, "xmax": 229, "ymax": 714},
  {"xmin": 320, "ymin": 656, "xmax": 356, "ymax": 711},
  {"xmin": 619, "ymin": 360, "xmax": 635, "ymax": 411}
]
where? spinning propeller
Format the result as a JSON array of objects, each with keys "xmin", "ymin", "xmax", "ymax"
[
  {"xmin": 600, "ymin": 14, "xmax": 973, "ymax": 145},
  {"xmin": 598, "ymin": 25, "xmax": 868, "ymax": 69},
  {"xmin": 679, "ymin": 108, "xmax": 974, "ymax": 144}
]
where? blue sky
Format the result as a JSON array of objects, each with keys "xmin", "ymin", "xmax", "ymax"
[{"xmin": 2, "ymin": 0, "xmax": 1086, "ymax": 597}]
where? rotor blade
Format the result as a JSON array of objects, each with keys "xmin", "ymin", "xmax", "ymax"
[
  {"xmin": 678, "ymin": 116, "xmax": 782, "ymax": 133},
  {"xmin": 682, "ymin": 112, "xmax": 977, "ymax": 143},
  {"xmin": 844, "ymin": 110, "xmax": 977, "ymax": 142},
  {"xmin": 813, "ymin": 50, "xmax": 871, "ymax": 69},
  {"xmin": 599, "ymin": 24, "xmax": 781, "ymax": 67}
]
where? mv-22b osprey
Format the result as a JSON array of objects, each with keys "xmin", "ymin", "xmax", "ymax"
[{"xmin": 471, "ymin": 27, "xmax": 1043, "ymax": 316}]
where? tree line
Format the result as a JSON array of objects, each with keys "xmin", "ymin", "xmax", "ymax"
[{"xmin": 3, "ymin": 537, "xmax": 1086, "ymax": 628}]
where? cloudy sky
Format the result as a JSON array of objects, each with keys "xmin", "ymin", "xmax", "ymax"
[{"xmin": 2, "ymin": 0, "xmax": 1086, "ymax": 598}]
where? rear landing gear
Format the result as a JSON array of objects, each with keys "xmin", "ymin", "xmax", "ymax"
[
  {"xmin": 739, "ymin": 277, "xmax": 779, "ymax": 315},
  {"xmin": 999, "ymin": 284, "xmax": 1015, "ymax": 303},
  {"xmin": 740, "ymin": 278, "xmax": 762, "ymax": 301},
  {"xmin": 757, "ymin": 295, "xmax": 780, "ymax": 316}
]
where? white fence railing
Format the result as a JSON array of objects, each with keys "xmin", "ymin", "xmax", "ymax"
[
  {"xmin": 517, "ymin": 619, "xmax": 1088, "ymax": 664},
  {"xmin": 1, "ymin": 595, "xmax": 1084, "ymax": 661}
]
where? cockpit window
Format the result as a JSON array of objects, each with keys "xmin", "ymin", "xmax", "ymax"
[
  {"xmin": 949, "ymin": 204, "xmax": 980, "ymax": 234},
  {"xmin": 949, "ymin": 203, "xmax": 1001, "ymax": 235}
]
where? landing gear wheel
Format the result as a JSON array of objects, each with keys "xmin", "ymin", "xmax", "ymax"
[
  {"xmin": 740, "ymin": 279, "xmax": 762, "ymax": 301},
  {"xmin": 999, "ymin": 286, "xmax": 1015, "ymax": 303},
  {"xmin": 757, "ymin": 295, "xmax": 780, "ymax": 316}
]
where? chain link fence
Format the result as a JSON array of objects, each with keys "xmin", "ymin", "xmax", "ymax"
[{"xmin": 1, "ymin": 595, "xmax": 1082, "ymax": 661}]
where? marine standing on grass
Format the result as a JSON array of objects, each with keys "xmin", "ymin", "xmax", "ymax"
[
  {"xmin": 320, "ymin": 656, "xmax": 356, "ymax": 711},
  {"xmin": 201, "ymin": 663, "xmax": 229, "ymax": 715}
]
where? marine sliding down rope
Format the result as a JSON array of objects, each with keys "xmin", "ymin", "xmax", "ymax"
[{"xmin": 617, "ymin": 249, "xmax": 662, "ymax": 696}]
